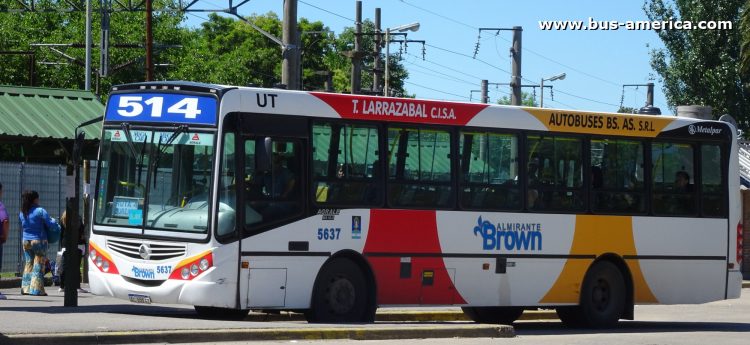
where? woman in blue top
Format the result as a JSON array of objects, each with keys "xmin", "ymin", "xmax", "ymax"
[{"xmin": 19, "ymin": 190, "xmax": 57, "ymax": 296}]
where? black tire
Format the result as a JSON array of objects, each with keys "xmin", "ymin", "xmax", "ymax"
[
  {"xmin": 305, "ymin": 258, "xmax": 369, "ymax": 323},
  {"xmin": 461, "ymin": 306, "xmax": 525, "ymax": 325},
  {"xmin": 194, "ymin": 306, "xmax": 249, "ymax": 321},
  {"xmin": 556, "ymin": 306, "xmax": 585, "ymax": 328},
  {"xmin": 558, "ymin": 261, "xmax": 626, "ymax": 329}
]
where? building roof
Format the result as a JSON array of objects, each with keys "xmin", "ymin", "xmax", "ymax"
[{"xmin": 0, "ymin": 85, "xmax": 103, "ymax": 141}]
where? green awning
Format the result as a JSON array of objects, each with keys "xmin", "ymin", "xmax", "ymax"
[{"xmin": 0, "ymin": 85, "xmax": 103, "ymax": 141}]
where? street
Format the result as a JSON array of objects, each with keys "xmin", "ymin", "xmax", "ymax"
[{"xmin": 1, "ymin": 285, "xmax": 749, "ymax": 344}]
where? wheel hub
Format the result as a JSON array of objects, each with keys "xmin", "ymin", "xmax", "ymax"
[
  {"xmin": 592, "ymin": 277, "xmax": 610, "ymax": 311},
  {"xmin": 325, "ymin": 275, "xmax": 355, "ymax": 315}
]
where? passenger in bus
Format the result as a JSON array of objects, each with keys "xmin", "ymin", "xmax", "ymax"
[
  {"xmin": 255, "ymin": 154, "xmax": 296, "ymax": 199},
  {"xmin": 527, "ymin": 189, "xmax": 538, "ymax": 209},
  {"xmin": 663, "ymin": 171, "xmax": 693, "ymax": 214},
  {"xmin": 527, "ymin": 158, "xmax": 540, "ymax": 186},
  {"xmin": 248, "ymin": 154, "xmax": 297, "ymax": 221},
  {"xmin": 674, "ymin": 171, "xmax": 692, "ymax": 192}
]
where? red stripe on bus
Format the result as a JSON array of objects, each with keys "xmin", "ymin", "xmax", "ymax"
[
  {"xmin": 364, "ymin": 210, "xmax": 467, "ymax": 305},
  {"xmin": 311, "ymin": 92, "xmax": 489, "ymax": 126}
]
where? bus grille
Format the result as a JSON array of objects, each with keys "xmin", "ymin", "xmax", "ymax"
[{"xmin": 106, "ymin": 239, "xmax": 186, "ymax": 261}]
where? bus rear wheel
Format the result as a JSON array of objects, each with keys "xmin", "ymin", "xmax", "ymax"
[
  {"xmin": 461, "ymin": 307, "xmax": 525, "ymax": 325},
  {"xmin": 194, "ymin": 306, "xmax": 249, "ymax": 321},
  {"xmin": 305, "ymin": 258, "xmax": 369, "ymax": 323},
  {"xmin": 557, "ymin": 261, "xmax": 626, "ymax": 329}
]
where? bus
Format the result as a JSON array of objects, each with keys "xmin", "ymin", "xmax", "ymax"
[{"xmin": 86, "ymin": 81, "xmax": 742, "ymax": 328}]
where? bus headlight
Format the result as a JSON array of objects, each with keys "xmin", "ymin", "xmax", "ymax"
[
  {"xmin": 90, "ymin": 249, "xmax": 96, "ymax": 260},
  {"xmin": 181, "ymin": 267, "xmax": 190, "ymax": 280},
  {"xmin": 102, "ymin": 261, "xmax": 109, "ymax": 272},
  {"xmin": 96, "ymin": 256, "xmax": 102, "ymax": 267},
  {"xmin": 199, "ymin": 258, "xmax": 209, "ymax": 271},
  {"xmin": 190, "ymin": 264, "xmax": 199, "ymax": 276}
]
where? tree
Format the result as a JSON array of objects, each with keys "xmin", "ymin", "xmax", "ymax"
[
  {"xmin": 497, "ymin": 91, "xmax": 539, "ymax": 107},
  {"xmin": 0, "ymin": 0, "xmax": 190, "ymax": 100},
  {"xmin": 644, "ymin": 0, "xmax": 748, "ymax": 132},
  {"xmin": 617, "ymin": 107, "xmax": 637, "ymax": 114}
]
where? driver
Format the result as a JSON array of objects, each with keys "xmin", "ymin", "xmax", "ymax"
[{"xmin": 256, "ymin": 154, "xmax": 296, "ymax": 199}]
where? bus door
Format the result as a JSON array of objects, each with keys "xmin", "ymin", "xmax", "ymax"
[{"xmin": 235, "ymin": 114, "xmax": 307, "ymax": 309}]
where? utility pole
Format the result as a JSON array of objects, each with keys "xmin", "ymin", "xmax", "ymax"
[
  {"xmin": 373, "ymin": 8, "xmax": 381, "ymax": 94},
  {"xmin": 85, "ymin": 0, "xmax": 92, "ymax": 90},
  {"xmin": 623, "ymin": 82, "xmax": 661, "ymax": 115},
  {"xmin": 145, "ymin": 0, "xmax": 153, "ymax": 81},
  {"xmin": 481, "ymin": 79, "xmax": 488, "ymax": 104},
  {"xmin": 282, "ymin": 0, "xmax": 299, "ymax": 90},
  {"xmin": 510, "ymin": 26, "xmax": 522, "ymax": 106},
  {"xmin": 351, "ymin": 1, "xmax": 363, "ymax": 94}
]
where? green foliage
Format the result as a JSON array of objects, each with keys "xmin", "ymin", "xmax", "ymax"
[
  {"xmin": 0, "ymin": 6, "xmax": 411, "ymax": 98},
  {"xmin": 617, "ymin": 107, "xmax": 637, "ymax": 114},
  {"xmin": 644, "ymin": 0, "xmax": 749, "ymax": 132},
  {"xmin": 0, "ymin": 0, "xmax": 189, "ymax": 100},
  {"xmin": 496, "ymin": 91, "xmax": 539, "ymax": 107}
]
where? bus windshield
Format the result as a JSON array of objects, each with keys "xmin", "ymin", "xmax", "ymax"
[{"xmin": 94, "ymin": 129, "xmax": 215, "ymax": 235}]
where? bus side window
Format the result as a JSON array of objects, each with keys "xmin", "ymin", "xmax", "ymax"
[
  {"xmin": 651, "ymin": 141, "xmax": 695, "ymax": 215},
  {"xmin": 311, "ymin": 121, "xmax": 382, "ymax": 206},
  {"xmin": 701, "ymin": 144, "xmax": 724, "ymax": 217},
  {"xmin": 458, "ymin": 131, "xmax": 520, "ymax": 211},
  {"xmin": 387, "ymin": 127, "xmax": 453, "ymax": 208},
  {"xmin": 589, "ymin": 138, "xmax": 645, "ymax": 214}
]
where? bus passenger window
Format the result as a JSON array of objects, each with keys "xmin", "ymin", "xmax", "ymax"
[
  {"xmin": 388, "ymin": 127, "xmax": 453, "ymax": 208},
  {"xmin": 701, "ymin": 144, "xmax": 724, "ymax": 217},
  {"xmin": 526, "ymin": 134, "xmax": 584, "ymax": 212},
  {"xmin": 458, "ymin": 131, "xmax": 520, "ymax": 210},
  {"xmin": 652, "ymin": 142, "xmax": 695, "ymax": 215},
  {"xmin": 589, "ymin": 138, "xmax": 645, "ymax": 214},
  {"xmin": 311, "ymin": 121, "xmax": 381, "ymax": 206}
]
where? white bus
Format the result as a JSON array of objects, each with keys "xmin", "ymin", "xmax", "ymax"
[{"xmin": 87, "ymin": 81, "xmax": 742, "ymax": 328}]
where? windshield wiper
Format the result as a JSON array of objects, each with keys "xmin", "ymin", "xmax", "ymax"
[
  {"xmin": 121, "ymin": 123, "xmax": 148, "ymax": 192},
  {"xmin": 152, "ymin": 125, "xmax": 188, "ymax": 188}
]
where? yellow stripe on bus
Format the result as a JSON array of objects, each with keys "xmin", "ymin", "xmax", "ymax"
[
  {"xmin": 523, "ymin": 108, "xmax": 675, "ymax": 138},
  {"xmin": 539, "ymin": 215, "xmax": 658, "ymax": 304}
]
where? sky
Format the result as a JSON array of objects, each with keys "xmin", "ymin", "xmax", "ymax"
[{"xmin": 182, "ymin": 0, "xmax": 676, "ymax": 115}]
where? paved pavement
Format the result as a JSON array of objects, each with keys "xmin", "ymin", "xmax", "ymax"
[{"xmin": 0, "ymin": 281, "xmax": 748, "ymax": 344}]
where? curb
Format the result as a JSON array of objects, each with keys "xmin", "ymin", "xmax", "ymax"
[
  {"xmin": 244, "ymin": 310, "xmax": 557, "ymax": 322},
  {"xmin": 744, "ymin": 281, "xmax": 750, "ymax": 289},
  {"xmin": 2, "ymin": 325, "xmax": 515, "ymax": 345}
]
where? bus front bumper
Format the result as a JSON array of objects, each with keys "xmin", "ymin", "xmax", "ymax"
[{"xmin": 88, "ymin": 269, "xmax": 237, "ymax": 308}]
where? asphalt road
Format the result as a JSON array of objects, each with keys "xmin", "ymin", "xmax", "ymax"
[
  {"xmin": 2, "ymin": 285, "xmax": 749, "ymax": 344},
  {"xmin": 163, "ymin": 291, "xmax": 750, "ymax": 345}
]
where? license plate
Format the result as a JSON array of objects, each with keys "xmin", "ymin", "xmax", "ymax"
[{"xmin": 128, "ymin": 294, "xmax": 152, "ymax": 304}]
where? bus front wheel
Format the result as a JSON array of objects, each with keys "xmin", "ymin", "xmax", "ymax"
[
  {"xmin": 557, "ymin": 261, "xmax": 626, "ymax": 328},
  {"xmin": 461, "ymin": 306, "xmax": 524, "ymax": 325},
  {"xmin": 305, "ymin": 258, "xmax": 368, "ymax": 323}
]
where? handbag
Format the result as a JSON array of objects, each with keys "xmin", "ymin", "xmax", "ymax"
[{"xmin": 40, "ymin": 208, "xmax": 61, "ymax": 244}]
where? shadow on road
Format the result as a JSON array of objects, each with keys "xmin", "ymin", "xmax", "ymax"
[{"xmin": 514, "ymin": 320, "xmax": 750, "ymax": 335}]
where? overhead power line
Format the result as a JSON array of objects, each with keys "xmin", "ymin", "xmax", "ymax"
[
  {"xmin": 405, "ymin": 81, "xmax": 470, "ymax": 100},
  {"xmin": 394, "ymin": 0, "xmax": 625, "ymax": 89},
  {"xmin": 299, "ymin": 0, "xmax": 355, "ymax": 22},
  {"xmin": 396, "ymin": 0, "xmax": 477, "ymax": 30}
]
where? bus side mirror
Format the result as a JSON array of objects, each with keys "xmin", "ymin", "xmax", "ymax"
[
  {"xmin": 72, "ymin": 131, "xmax": 85, "ymax": 164},
  {"xmin": 256, "ymin": 137, "xmax": 272, "ymax": 171}
]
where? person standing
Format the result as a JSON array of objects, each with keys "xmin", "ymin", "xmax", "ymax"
[
  {"xmin": 19, "ymin": 190, "xmax": 57, "ymax": 296},
  {"xmin": 0, "ymin": 183, "xmax": 9, "ymax": 300},
  {"xmin": 58, "ymin": 210, "xmax": 88, "ymax": 293}
]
